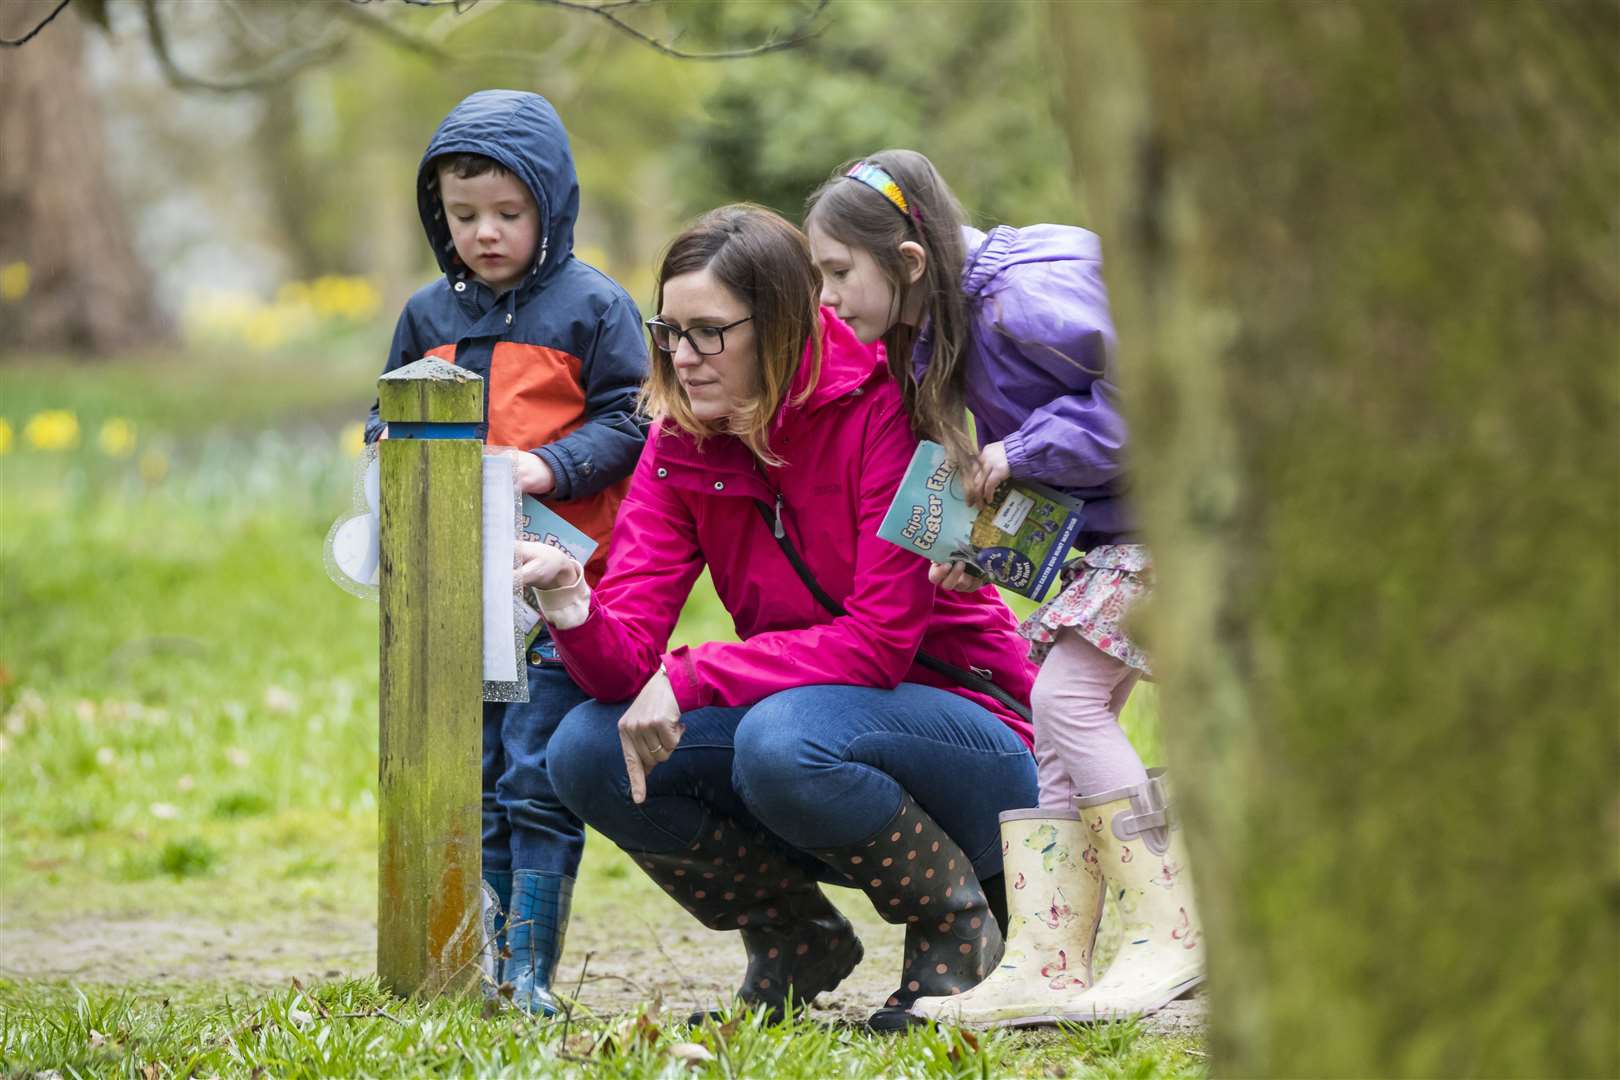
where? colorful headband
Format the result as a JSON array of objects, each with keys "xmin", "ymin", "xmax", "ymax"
[{"xmin": 844, "ymin": 161, "xmax": 919, "ymax": 223}]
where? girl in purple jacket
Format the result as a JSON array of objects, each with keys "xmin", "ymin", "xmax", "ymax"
[{"xmin": 807, "ymin": 151, "xmax": 1204, "ymax": 1027}]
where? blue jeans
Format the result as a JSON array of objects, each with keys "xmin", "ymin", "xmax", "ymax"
[
  {"xmin": 548, "ymin": 683, "xmax": 1037, "ymax": 883},
  {"xmin": 483, "ymin": 634, "xmax": 592, "ymax": 876}
]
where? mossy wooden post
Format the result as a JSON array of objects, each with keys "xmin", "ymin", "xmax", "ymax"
[{"xmin": 376, "ymin": 358, "xmax": 485, "ymax": 998}]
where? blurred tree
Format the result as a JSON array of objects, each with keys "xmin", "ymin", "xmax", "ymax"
[
  {"xmin": 671, "ymin": 0, "xmax": 1079, "ymax": 228},
  {"xmin": 1049, "ymin": 2, "xmax": 1618, "ymax": 1076},
  {"xmin": 1, "ymin": 1, "xmax": 171, "ymax": 354}
]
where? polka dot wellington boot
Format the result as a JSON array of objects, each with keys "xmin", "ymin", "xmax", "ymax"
[
  {"xmin": 909, "ymin": 808, "xmax": 1106, "ymax": 1027},
  {"xmin": 629, "ymin": 815, "xmax": 864, "ymax": 1024},
  {"xmin": 813, "ymin": 792, "xmax": 1005, "ymax": 1032}
]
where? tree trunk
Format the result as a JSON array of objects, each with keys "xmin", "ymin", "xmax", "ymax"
[
  {"xmin": 1048, "ymin": 3, "xmax": 1619, "ymax": 1076},
  {"xmin": 0, "ymin": 4, "xmax": 170, "ymax": 356}
]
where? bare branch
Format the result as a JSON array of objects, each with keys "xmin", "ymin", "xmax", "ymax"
[
  {"xmin": 538, "ymin": 0, "xmax": 829, "ymax": 60},
  {"xmin": 138, "ymin": 0, "xmax": 347, "ymax": 93},
  {"xmin": 335, "ymin": 1, "xmax": 451, "ymax": 61},
  {"xmin": 394, "ymin": 0, "xmax": 831, "ymax": 60},
  {"xmin": 1, "ymin": 0, "xmax": 73, "ymax": 47}
]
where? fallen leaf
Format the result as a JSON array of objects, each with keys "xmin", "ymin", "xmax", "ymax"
[
  {"xmin": 562, "ymin": 1031, "xmax": 597, "ymax": 1057},
  {"xmin": 668, "ymin": 1042, "xmax": 715, "ymax": 1068}
]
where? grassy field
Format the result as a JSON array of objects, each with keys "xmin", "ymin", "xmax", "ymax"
[{"xmin": 0, "ymin": 344, "xmax": 1196, "ymax": 1077}]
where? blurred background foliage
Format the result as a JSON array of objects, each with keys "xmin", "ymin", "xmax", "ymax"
[{"xmin": 1, "ymin": 0, "xmax": 1083, "ymax": 350}]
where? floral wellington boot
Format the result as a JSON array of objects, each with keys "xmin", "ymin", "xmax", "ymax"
[
  {"xmin": 910, "ymin": 808, "xmax": 1106, "ymax": 1027},
  {"xmin": 814, "ymin": 792, "xmax": 1005, "ymax": 1032},
  {"xmin": 1061, "ymin": 769, "xmax": 1204, "ymax": 1021},
  {"xmin": 630, "ymin": 815, "xmax": 864, "ymax": 1023}
]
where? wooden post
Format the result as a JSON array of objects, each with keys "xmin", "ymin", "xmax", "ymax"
[{"xmin": 376, "ymin": 357, "xmax": 485, "ymax": 998}]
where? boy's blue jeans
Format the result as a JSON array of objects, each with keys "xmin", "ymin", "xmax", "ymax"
[
  {"xmin": 548, "ymin": 683, "xmax": 1037, "ymax": 882},
  {"xmin": 483, "ymin": 634, "xmax": 591, "ymax": 877}
]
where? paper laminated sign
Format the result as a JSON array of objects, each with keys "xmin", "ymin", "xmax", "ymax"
[
  {"xmin": 876, "ymin": 440, "xmax": 1085, "ymax": 601},
  {"xmin": 482, "ymin": 454, "xmax": 529, "ymax": 702},
  {"xmin": 326, "ymin": 443, "xmax": 535, "ymax": 701}
]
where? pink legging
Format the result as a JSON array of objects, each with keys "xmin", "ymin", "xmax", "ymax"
[{"xmin": 1031, "ymin": 629, "xmax": 1150, "ymax": 810}]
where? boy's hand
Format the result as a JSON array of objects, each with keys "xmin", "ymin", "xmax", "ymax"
[
  {"xmin": 496, "ymin": 447, "xmax": 556, "ymax": 496},
  {"xmin": 965, "ymin": 441, "xmax": 1010, "ymax": 507},
  {"xmin": 618, "ymin": 667, "xmax": 684, "ymax": 804},
  {"xmin": 515, "ymin": 540, "xmax": 579, "ymax": 590},
  {"xmin": 930, "ymin": 560, "xmax": 990, "ymax": 592}
]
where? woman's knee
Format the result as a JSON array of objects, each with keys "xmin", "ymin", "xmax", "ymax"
[
  {"xmin": 731, "ymin": 690, "xmax": 833, "ymax": 817},
  {"xmin": 547, "ymin": 699, "xmax": 630, "ymax": 821}
]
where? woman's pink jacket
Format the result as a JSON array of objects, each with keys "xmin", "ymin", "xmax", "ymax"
[{"xmin": 550, "ymin": 310, "xmax": 1037, "ymax": 748}]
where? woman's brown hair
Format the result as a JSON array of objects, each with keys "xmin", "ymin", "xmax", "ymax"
[
  {"xmin": 805, "ymin": 149, "xmax": 975, "ymax": 469},
  {"xmin": 640, "ymin": 204, "xmax": 822, "ymax": 465}
]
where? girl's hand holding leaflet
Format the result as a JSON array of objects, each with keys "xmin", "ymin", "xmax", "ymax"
[
  {"xmin": 618, "ymin": 667, "xmax": 684, "ymax": 804},
  {"xmin": 966, "ymin": 441, "xmax": 1011, "ymax": 507},
  {"xmin": 929, "ymin": 560, "xmax": 990, "ymax": 592}
]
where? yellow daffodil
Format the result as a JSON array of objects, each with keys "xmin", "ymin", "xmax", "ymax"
[
  {"xmin": 340, "ymin": 421, "xmax": 367, "ymax": 457},
  {"xmin": 138, "ymin": 448, "xmax": 169, "ymax": 484},
  {"xmin": 0, "ymin": 261, "xmax": 29, "ymax": 302},
  {"xmin": 98, "ymin": 417, "xmax": 137, "ymax": 458},
  {"xmin": 24, "ymin": 410, "xmax": 80, "ymax": 452}
]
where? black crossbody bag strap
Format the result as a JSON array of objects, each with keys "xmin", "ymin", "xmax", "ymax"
[{"xmin": 753, "ymin": 500, "xmax": 1032, "ymax": 723}]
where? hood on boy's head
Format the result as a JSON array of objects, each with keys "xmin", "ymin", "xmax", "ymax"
[{"xmin": 417, "ymin": 90, "xmax": 580, "ymax": 285}]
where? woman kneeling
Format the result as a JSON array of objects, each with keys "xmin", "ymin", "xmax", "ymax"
[{"xmin": 522, "ymin": 205, "xmax": 1037, "ymax": 1031}]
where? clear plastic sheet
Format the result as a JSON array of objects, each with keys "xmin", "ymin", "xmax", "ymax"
[{"xmin": 323, "ymin": 443, "xmax": 380, "ymax": 600}]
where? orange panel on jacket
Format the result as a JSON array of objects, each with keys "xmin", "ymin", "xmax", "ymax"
[{"xmin": 436, "ymin": 341, "xmax": 627, "ymax": 587}]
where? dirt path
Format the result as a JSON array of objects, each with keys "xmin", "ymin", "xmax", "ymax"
[{"xmin": 2, "ymin": 873, "xmax": 1204, "ymax": 1036}]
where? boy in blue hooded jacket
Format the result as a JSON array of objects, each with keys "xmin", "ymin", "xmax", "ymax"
[{"xmin": 365, "ymin": 90, "xmax": 649, "ymax": 1014}]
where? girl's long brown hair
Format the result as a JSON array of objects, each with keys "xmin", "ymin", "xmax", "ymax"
[
  {"xmin": 806, "ymin": 149, "xmax": 975, "ymax": 469},
  {"xmin": 639, "ymin": 204, "xmax": 823, "ymax": 465}
]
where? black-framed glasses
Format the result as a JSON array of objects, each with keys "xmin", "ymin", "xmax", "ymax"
[{"xmin": 646, "ymin": 316, "xmax": 752, "ymax": 357}]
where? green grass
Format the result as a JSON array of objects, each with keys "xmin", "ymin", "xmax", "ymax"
[
  {"xmin": 0, "ymin": 978, "xmax": 1201, "ymax": 1078},
  {"xmin": 0, "ymin": 345, "xmax": 1192, "ymax": 1077}
]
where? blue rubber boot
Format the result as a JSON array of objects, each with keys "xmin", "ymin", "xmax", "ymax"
[
  {"xmin": 482, "ymin": 870, "xmax": 513, "ymax": 990},
  {"xmin": 506, "ymin": 871, "xmax": 573, "ymax": 1016}
]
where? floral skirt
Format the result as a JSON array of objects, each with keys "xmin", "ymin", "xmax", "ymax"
[{"xmin": 1019, "ymin": 544, "xmax": 1154, "ymax": 674}]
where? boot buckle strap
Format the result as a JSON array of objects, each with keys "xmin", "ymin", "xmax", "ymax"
[{"xmin": 1110, "ymin": 775, "xmax": 1175, "ymax": 854}]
